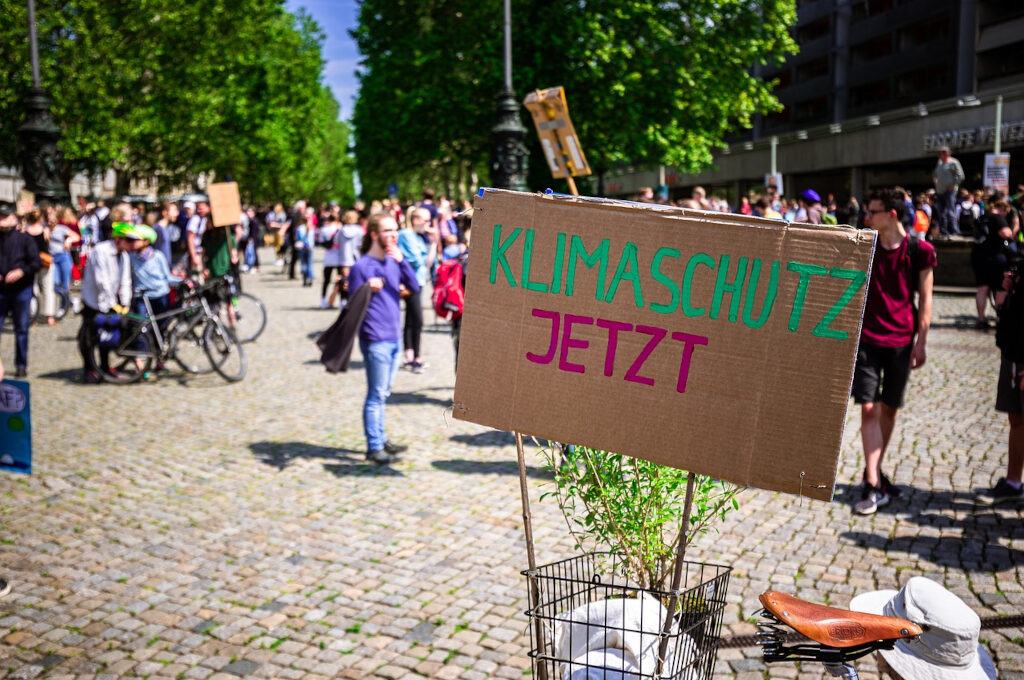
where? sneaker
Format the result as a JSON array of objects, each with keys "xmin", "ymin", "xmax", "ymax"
[
  {"xmin": 319, "ymin": 297, "xmax": 328, "ymax": 309},
  {"xmin": 863, "ymin": 470, "xmax": 902, "ymax": 499},
  {"xmin": 0, "ymin": 578, "xmax": 10, "ymax": 598},
  {"xmin": 411, "ymin": 360, "xmax": 425, "ymax": 374},
  {"xmin": 82, "ymin": 370, "xmax": 101, "ymax": 384},
  {"xmin": 14, "ymin": 368, "xmax": 26, "ymax": 378},
  {"xmin": 976, "ymin": 477, "xmax": 1024, "ymax": 505},
  {"xmin": 853, "ymin": 484, "xmax": 890, "ymax": 515},
  {"xmin": 383, "ymin": 441, "xmax": 407, "ymax": 456},
  {"xmin": 274, "ymin": 258, "xmax": 284, "ymax": 267},
  {"xmin": 366, "ymin": 449, "xmax": 393, "ymax": 465}
]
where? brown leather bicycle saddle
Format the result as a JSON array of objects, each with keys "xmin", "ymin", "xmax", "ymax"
[{"xmin": 759, "ymin": 590, "xmax": 922, "ymax": 648}]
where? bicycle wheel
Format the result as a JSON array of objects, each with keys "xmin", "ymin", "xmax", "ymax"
[
  {"xmin": 89, "ymin": 325, "xmax": 154, "ymax": 384},
  {"xmin": 203, "ymin": 319, "xmax": 246, "ymax": 382},
  {"xmin": 226, "ymin": 292, "xmax": 266, "ymax": 343},
  {"xmin": 171, "ymin": 316, "xmax": 215, "ymax": 374}
]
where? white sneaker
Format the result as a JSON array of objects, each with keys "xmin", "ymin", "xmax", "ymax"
[
  {"xmin": 853, "ymin": 484, "xmax": 890, "ymax": 515},
  {"xmin": 319, "ymin": 297, "xmax": 328, "ymax": 309},
  {"xmin": 274, "ymin": 258, "xmax": 284, "ymax": 267}
]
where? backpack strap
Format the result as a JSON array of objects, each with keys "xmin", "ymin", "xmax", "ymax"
[{"xmin": 905, "ymin": 235, "xmax": 920, "ymax": 296}]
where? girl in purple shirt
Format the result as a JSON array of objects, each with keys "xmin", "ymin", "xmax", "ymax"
[{"xmin": 347, "ymin": 214, "xmax": 419, "ymax": 464}]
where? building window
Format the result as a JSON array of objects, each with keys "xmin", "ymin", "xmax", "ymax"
[
  {"xmin": 794, "ymin": 96, "xmax": 830, "ymax": 124},
  {"xmin": 894, "ymin": 64, "xmax": 948, "ymax": 99},
  {"xmin": 977, "ymin": 41, "xmax": 1024, "ymax": 88},
  {"xmin": 851, "ymin": 34, "xmax": 893, "ymax": 64},
  {"xmin": 979, "ymin": 0, "xmax": 1024, "ymax": 28},
  {"xmin": 796, "ymin": 56, "xmax": 830, "ymax": 82},
  {"xmin": 898, "ymin": 14, "xmax": 950, "ymax": 50},
  {"xmin": 796, "ymin": 16, "xmax": 831, "ymax": 43},
  {"xmin": 852, "ymin": 0, "xmax": 895, "ymax": 22},
  {"xmin": 850, "ymin": 79, "xmax": 890, "ymax": 110}
]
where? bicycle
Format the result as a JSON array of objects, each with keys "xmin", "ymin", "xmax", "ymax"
[
  {"xmin": 87, "ymin": 282, "xmax": 246, "ymax": 384},
  {"xmin": 757, "ymin": 589, "xmax": 922, "ymax": 679},
  {"xmin": 207, "ymin": 274, "xmax": 266, "ymax": 343}
]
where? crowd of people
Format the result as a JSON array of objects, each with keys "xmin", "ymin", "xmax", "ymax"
[{"xmin": 0, "ymin": 182, "xmax": 1013, "ymax": 677}]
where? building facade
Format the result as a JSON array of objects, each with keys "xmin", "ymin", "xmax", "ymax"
[{"xmin": 605, "ymin": 0, "xmax": 1024, "ymax": 203}]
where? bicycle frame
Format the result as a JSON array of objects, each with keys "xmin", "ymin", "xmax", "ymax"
[{"xmin": 130, "ymin": 286, "xmax": 216, "ymax": 363}]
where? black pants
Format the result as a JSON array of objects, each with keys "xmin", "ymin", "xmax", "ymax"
[
  {"xmin": 322, "ymin": 266, "xmax": 341, "ymax": 298},
  {"xmin": 288, "ymin": 244, "xmax": 299, "ymax": 279},
  {"xmin": 403, "ymin": 288, "xmax": 423, "ymax": 358},
  {"xmin": 78, "ymin": 306, "xmax": 106, "ymax": 372}
]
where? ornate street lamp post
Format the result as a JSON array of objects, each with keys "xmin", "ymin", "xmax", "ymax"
[
  {"xmin": 18, "ymin": 0, "xmax": 69, "ymax": 204},
  {"xmin": 489, "ymin": 0, "xmax": 529, "ymax": 191}
]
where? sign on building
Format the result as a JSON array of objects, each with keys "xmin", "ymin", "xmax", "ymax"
[{"xmin": 984, "ymin": 153, "xmax": 1011, "ymax": 194}]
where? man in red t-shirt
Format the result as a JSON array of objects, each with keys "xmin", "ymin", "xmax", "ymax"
[{"xmin": 852, "ymin": 188, "xmax": 936, "ymax": 515}]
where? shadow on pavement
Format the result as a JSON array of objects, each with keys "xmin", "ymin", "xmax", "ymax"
[
  {"xmin": 836, "ymin": 483, "xmax": 1024, "ymax": 571},
  {"xmin": 930, "ymin": 314, "xmax": 996, "ymax": 331},
  {"xmin": 302, "ymin": 358, "xmax": 363, "ymax": 369},
  {"xmin": 35, "ymin": 368, "xmax": 84, "ymax": 382},
  {"xmin": 248, "ymin": 441, "xmax": 404, "ymax": 478},
  {"xmin": 390, "ymin": 391, "xmax": 452, "ymax": 407},
  {"xmin": 431, "ymin": 459, "xmax": 553, "ymax": 480},
  {"xmin": 450, "ymin": 430, "xmax": 517, "ymax": 447}
]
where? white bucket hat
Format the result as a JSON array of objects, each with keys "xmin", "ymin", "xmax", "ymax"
[{"xmin": 850, "ymin": 577, "xmax": 996, "ymax": 680}]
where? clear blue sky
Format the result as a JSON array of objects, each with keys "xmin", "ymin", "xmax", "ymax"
[{"xmin": 286, "ymin": 0, "xmax": 360, "ymax": 121}]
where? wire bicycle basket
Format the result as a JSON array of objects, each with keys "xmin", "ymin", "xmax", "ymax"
[{"xmin": 522, "ymin": 552, "xmax": 731, "ymax": 680}]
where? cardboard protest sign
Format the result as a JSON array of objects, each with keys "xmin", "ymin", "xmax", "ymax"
[
  {"xmin": 208, "ymin": 182, "xmax": 242, "ymax": 227},
  {"xmin": 0, "ymin": 380, "xmax": 32, "ymax": 475},
  {"xmin": 453, "ymin": 190, "xmax": 876, "ymax": 501},
  {"xmin": 523, "ymin": 87, "xmax": 591, "ymax": 179}
]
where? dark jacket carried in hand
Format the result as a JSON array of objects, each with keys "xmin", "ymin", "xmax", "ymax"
[
  {"xmin": 0, "ymin": 228, "xmax": 40, "ymax": 294},
  {"xmin": 317, "ymin": 283, "xmax": 372, "ymax": 373}
]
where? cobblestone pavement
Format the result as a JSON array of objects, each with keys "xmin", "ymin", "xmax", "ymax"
[{"xmin": 1, "ymin": 249, "xmax": 1022, "ymax": 680}]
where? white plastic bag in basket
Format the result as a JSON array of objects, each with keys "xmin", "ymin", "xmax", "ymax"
[
  {"xmin": 563, "ymin": 648, "xmax": 641, "ymax": 680},
  {"xmin": 553, "ymin": 593, "xmax": 699, "ymax": 679}
]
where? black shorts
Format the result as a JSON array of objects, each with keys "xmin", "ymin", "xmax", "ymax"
[
  {"xmin": 852, "ymin": 342, "xmax": 913, "ymax": 408},
  {"xmin": 996, "ymin": 355, "xmax": 1024, "ymax": 414}
]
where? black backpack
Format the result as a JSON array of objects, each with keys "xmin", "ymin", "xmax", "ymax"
[
  {"xmin": 997, "ymin": 267, "xmax": 1024, "ymax": 362},
  {"xmin": 958, "ymin": 202, "xmax": 977, "ymax": 236}
]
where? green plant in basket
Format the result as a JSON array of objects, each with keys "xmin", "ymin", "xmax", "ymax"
[{"xmin": 537, "ymin": 442, "xmax": 742, "ymax": 592}]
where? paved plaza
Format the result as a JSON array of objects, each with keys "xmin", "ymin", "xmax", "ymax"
[{"xmin": 1, "ymin": 252, "xmax": 1022, "ymax": 680}]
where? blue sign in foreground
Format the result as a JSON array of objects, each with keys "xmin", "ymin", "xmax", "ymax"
[{"xmin": 0, "ymin": 380, "xmax": 32, "ymax": 475}]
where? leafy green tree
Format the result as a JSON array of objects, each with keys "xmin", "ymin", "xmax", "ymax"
[
  {"xmin": 0, "ymin": 0, "xmax": 354, "ymax": 204},
  {"xmin": 351, "ymin": 0, "xmax": 797, "ymax": 197}
]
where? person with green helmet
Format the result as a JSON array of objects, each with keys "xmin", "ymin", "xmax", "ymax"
[
  {"xmin": 129, "ymin": 223, "xmax": 181, "ymax": 322},
  {"xmin": 79, "ymin": 221, "xmax": 135, "ymax": 383}
]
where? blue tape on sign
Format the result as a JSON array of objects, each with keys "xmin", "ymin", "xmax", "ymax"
[{"xmin": 478, "ymin": 188, "xmax": 485, "ymax": 197}]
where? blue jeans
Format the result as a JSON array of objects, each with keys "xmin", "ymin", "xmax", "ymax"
[
  {"xmin": 51, "ymin": 252, "xmax": 72, "ymax": 297},
  {"xmin": 360, "ymin": 339, "xmax": 401, "ymax": 452},
  {"xmin": 934, "ymin": 189, "xmax": 958, "ymax": 235},
  {"xmin": 0, "ymin": 285, "xmax": 34, "ymax": 370},
  {"xmin": 299, "ymin": 246, "xmax": 313, "ymax": 282}
]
